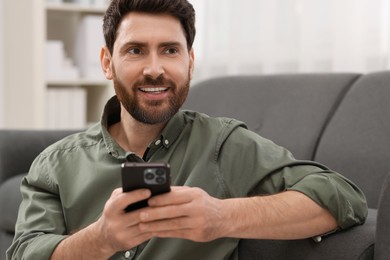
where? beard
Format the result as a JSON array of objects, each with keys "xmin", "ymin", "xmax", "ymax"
[{"xmin": 112, "ymin": 67, "xmax": 190, "ymax": 125}]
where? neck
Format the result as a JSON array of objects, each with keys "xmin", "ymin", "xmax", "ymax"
[{"xmin": 109, "ymin": 106, "xmax": 167, "ymax": 158}]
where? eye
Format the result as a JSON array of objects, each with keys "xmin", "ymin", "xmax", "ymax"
[
  {"xmin": 164, "ymin": 47, "xmax": 178, "ymax": 55},
  {"xmin": 128, "ymin": 47, "xmax": 143, "ymax": 55}
]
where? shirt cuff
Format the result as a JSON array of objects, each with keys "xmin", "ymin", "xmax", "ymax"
[{"xmin": 24, "ymin": 234, "xmax": 66, "ymax": 259}]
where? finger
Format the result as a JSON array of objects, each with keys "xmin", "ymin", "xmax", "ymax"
[
  {"xmin": 170, "ymin": 186, "xmax": 189, "ymax": 191},
  {"xmin": 139, "ymin": 203, "xmax": 189, "ymax": 223},
  {"xmin": 139, "ymin": 215, "xmax": 192, "ymax": 232},
  {"xmin": 108, "ymin": 189, "xmax": 152, "ymax": 214},
  {"xmin": 111, "ymin": 187, "xmax": 124, "ymax": 197},
  {"xmin": 148, "ymin": 186, "xmax": 194, "ymax": 206}
]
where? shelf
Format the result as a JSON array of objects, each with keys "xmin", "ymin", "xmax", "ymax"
[
  {"xmin": 46, "ymin": 2, "xmax": 107, "ymax": 14},
  {"xmin": 47, "ymin": 78, "xmax": 108, "ymax": 86},
  {"xmin": 2, "ymin": 0, "xmax": 112, "ymax": 129}
]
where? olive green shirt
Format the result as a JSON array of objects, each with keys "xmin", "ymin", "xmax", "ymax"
[{"xmin": 7, "ymin": 97, "xmax": 367, "ymax": 260}]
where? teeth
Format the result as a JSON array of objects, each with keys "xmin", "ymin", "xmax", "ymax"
[{"xmin": 140, "ymin": 87, "xmax": 167, "ymax": 92}]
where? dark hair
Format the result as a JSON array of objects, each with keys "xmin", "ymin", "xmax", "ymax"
[{"xmin": 103, "ymin": 0, "xmax": 196, "ymax": 54}]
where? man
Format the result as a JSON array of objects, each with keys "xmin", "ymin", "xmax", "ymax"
[{"xmin": 7, "ymin": 0, "xmax": 367, "ymax": 259}]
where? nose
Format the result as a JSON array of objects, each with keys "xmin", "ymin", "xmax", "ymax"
[{"xmin": 143, "ymin": 53, "xmax": 165, "ymax": 79}]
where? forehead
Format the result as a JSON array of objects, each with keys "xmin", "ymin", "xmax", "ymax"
[{"xmin": 115, "ymin": 12, "xmax": 187, "ymax": 47}]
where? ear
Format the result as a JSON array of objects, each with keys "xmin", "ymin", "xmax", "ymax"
[
  {"xmin": 188, "ymin": 48, "xmax": 195, "ymax": 80},
  {"xmin": 100, "ymin": 46, "xmax": 113, "ymax": 80}
]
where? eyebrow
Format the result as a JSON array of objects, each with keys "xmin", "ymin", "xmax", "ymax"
[
  {"xmin": 159, "ymin": 41, "xmax": 182, "ymax": 48},
  {"xmin": 121, "ymin": 41, "xmax": 184, "ymax": 51}
]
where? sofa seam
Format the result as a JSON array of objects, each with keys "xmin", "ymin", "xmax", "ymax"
[{"xmin": 312, "ymin": 74, "xmax": 362, "ymax": 160}]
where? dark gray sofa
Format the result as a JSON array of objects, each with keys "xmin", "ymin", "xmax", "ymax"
[{"xmin": 1, "ymin": 71, "xmax": 390, "ymax": 259}]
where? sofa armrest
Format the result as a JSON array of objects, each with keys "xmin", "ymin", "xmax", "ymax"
[
  {"xmin": 238, "ymin": 209, "xmax": 376, "ymax": 260},
  {"xmin": 375, "ymin": 172, "xmax": 390, "ymax": 260}
]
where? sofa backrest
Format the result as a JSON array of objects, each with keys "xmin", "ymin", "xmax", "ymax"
[
  {"xmin": 184, "ymin": 73, "xmax": 360, "ymax": 160},
  {"xmin": 184, "ymin": 72, "xmax": 390, "ymax": 209},
  {"xmin": 314, "ymin": 71, "xmax": 390, "ymax": 208},
  {"xmin": 0, "ymin": 130, "xmax": 79, "ymax": 183}
]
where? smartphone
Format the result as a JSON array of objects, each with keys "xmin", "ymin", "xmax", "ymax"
[{"xmin": 121, "ymin": 162, "xmax": 171, "ymax": 212}]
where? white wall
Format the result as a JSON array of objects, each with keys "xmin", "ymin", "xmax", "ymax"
[
  {"xmin": 189, "ymin": 0, "xmax": 390, "ymax": 83},
  {"xmin": 0, "ymin": 0, "xmax": 4, "ymax": 128},
  {"xmin": 1, "ymin": 0, "xmax": 389, "ymax": 128}
]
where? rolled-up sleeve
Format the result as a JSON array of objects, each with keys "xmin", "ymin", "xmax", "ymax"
[
  {"xmin": 7, "ymin": 154, "xmax": 67, "ymax": 260},
  {"xmin": 219, "ymin": 126, "xmax": 367, "ymax": 230},
  {"xmin": 286, "ymin": 168, "xmax": 368, "ymax": 229}
]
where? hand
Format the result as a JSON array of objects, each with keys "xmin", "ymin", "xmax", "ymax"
[
  {"xmin": 137, "ymin": 186, "xmax": 228, "ymax": 242},
  {"xmin": 92, "ymin": 188, "xmax": 155, "ymax": 254}
]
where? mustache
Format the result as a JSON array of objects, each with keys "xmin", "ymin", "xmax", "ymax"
[{"xmin": 134, "ymin": 75, "xmax": 172, "ymax": 87}]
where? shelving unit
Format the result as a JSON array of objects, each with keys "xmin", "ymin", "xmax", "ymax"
[
  {"xmin": 46, "ymin": 2, "xmax": 107, "ymax": 13},
  {"xmin": 2, "ymin": 0, "xmax": 113, "ymax": 129}
]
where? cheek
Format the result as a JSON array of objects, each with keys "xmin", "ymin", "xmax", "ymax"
[
  {"xmin": 167, "ymin": 60, "xmax": 191, "ymax": 82},
  {"xmin": 114, "ymin": 63, "xmax": 139, "ymax": 86}
]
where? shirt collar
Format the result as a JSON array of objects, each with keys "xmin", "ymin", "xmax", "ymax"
[
  {"xmin": 100, "ymin": 96, "xmax": 187, "ymax": 159},
  {"xmin": 101, "ymin": 96, "xmax": 125, "ymax": 159}
]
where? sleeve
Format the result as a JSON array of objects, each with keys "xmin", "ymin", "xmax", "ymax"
[
  {"xmin": 6, "ymin": 153, "xmax": 67, "ymax": 260},
  {"xmin": 218, "ymin": 126, "xmax": 368, "ymax": 230}
]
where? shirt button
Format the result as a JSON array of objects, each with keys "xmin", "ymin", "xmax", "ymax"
[
  {"xmin": 124, "ymin": 250, "xmax": 135, "ymax": 259},
  {"xmin": 164, "ymin": 139, "xmax": 169, "ymax": 145},
  {"xmin": 155, "ymin": 140, "xmax": 161, "ymax": 146}
]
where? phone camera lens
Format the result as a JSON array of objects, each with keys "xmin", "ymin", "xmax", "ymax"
[
  {"xmin": 156, "ymin": 169, "xmax": 165, "ymax": 176},
  {"xmin": 145, "ymin": 172, "xmax": 154, "ymax": 180},
  {"xmin": 156, "ymin": 176, "xmax": 165, "ymax": 184}
]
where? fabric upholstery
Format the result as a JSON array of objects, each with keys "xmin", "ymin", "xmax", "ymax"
[
  {"xmin": 0, "ymin": 174, "xmax": 24, "ymax": 232},
  {"xmin": 184, "ymin": 73, "xmax": 360, "ymax": 160},
  {"xmin": 314, "ymin": 71, "xmax": 390, "ymax": 208},
  {"xmin": 0, "ymin": 130, "xmax": 79, "ymax": 183},
  {"xmin": 0, "ymin": 175, "xmax": 24, "ymax": 260},
  {"xmin": 238, "ymin": 209, "xmax": 376, "ymax": 260},
  {"xmin": 0, "ymin": 232, "xmax": 13, "ymax": 260},
  {"xmin": 375, "ymin": 172, "xmax": 390, "ymax": 260}
]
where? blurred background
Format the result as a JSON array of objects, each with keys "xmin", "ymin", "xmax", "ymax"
[{"xmin": 0, "ymin": 0, "xmax": 389, "ymax": 129}]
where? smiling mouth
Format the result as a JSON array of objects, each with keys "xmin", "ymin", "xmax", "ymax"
[{"xmin": 139, "ymin": 87, "xmax": 169, "ymax": 93}]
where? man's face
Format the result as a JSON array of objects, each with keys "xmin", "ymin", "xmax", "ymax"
[{"xmin": 104, "ymin": 12, "xmax": 194, "ymax": 124}]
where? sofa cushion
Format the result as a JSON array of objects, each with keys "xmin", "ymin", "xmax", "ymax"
[
  {"xmin": 238, "ymin": 208, "xmax": 376, "ymax": 260},
  {"xmin": 314, "ymin": 71, "xmax": 390, "ymax": 208},
  {"xmin": 184, "ymin": 73, "xmax": 360, "ymax": 160},
  {"xmin": 0, "ymin": 174, "xmax": 24, "ymax": 232}
]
